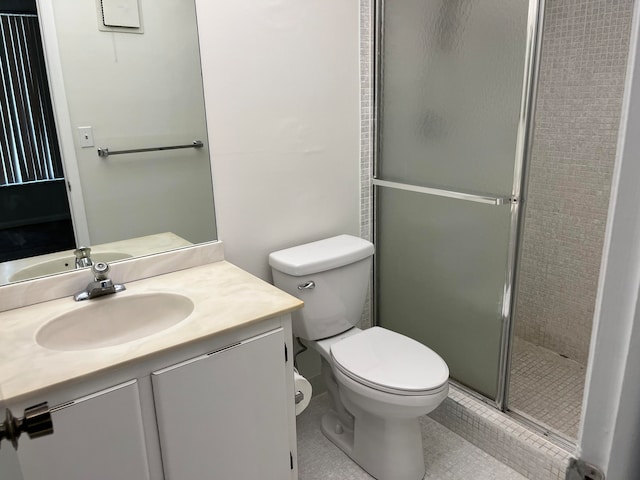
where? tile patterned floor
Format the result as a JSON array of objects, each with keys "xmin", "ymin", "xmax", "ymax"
[
  {"xmin": 297, "ymin": 393, "xmax": 527, "ymax": 480},
  {"xmin": 509, "ymin": 336, "xmax": 586, "ymax": 439},
  {"xmin": 430, "ymin": 385, "xmax": 571, "ymax": 480}
]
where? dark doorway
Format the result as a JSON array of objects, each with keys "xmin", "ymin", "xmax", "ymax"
[{"xmin": 0, "ymin": 2, "xmax": 75, "ymax": 262}]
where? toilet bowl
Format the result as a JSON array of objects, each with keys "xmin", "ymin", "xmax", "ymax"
[
  {"xmin": 269, "ymin": 235, "xmax": 449, "ymax": 480},
  {"xmin": 309, "ymin": 326, "xmax": 448, "ymax": 480}
]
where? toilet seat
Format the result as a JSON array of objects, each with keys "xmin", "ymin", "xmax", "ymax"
[{"xmin": 331, "ymin": 327, "xmax": 449, "ymax": 396}]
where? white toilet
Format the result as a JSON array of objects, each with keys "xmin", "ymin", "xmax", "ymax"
[{"xmin": 269, "ymin": 234, "xmax": 449, "ymax": 480}]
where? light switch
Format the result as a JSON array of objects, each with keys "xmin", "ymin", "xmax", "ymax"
[{"xmin": 77, "ymin": 126, "xmax": 95, "ymax": 148}]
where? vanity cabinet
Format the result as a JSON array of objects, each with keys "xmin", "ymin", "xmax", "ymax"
[
  {"xmin": 16, "ymin": 380, "xmax": 150, "ymax": 480},
  {"xmin": 6, "ymin": 321, "xmax": 297, "ymax": 480},
  {"xmin": 152, "ymin": 328, "xmax": 290, "ymax": 480}
]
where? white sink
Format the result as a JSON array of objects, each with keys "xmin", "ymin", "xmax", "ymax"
[
  {"xmin": 9, "ymin": 252, "xmax": 133, "ymax": 282},
  {"xmin": 36, "ymin": 293, "xmax": 194, "ymax": 351}
]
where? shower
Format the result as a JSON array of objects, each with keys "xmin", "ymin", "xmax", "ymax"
[{"xmin": 373, "ymin": 0, "xmax": 633, "ymax": 444}]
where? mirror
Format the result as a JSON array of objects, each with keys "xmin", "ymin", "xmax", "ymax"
[{"xmin": 0, "ymin": 0, "xmax": 217, "ymax": 285}]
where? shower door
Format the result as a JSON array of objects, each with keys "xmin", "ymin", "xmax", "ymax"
[{"xmin": 375, "ymin": 0, "xmax": 540, "ymax": 402}]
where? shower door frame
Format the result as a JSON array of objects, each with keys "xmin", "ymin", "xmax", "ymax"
[{"xmin": 372, "ymin": 0, "xmax": 546, "ymax": 413}]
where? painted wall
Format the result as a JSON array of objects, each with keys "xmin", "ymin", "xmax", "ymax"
[
  {"xmin": 48, "ymin": 0, "xmax": 216, "ymax": 246},
  {"xmin": 579, "ymin": 1, "xmax": 640, "ymax": 476},
  {"xmin": 195, "ymin": 0, "xmax": 361, "ymax": 282}
]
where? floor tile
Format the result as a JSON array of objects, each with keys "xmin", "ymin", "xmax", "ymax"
[
  {"xmin": 509, "ymin": 337, "xmax": 586, "ymax": 439},
  {"xmin": 297, "ymin": 393, "xmax": 528, "ymax": 480}
]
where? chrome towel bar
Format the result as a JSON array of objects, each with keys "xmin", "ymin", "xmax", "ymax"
[
  {"xmin": 97, "ymin": 140, "xmax": 203, "ymax": 158},
  {"xmin": 373, "ymin": 179, "xmax": 518, "ymax": 206}
]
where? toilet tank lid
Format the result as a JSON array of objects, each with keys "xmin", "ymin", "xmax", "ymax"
[{"xmin": 269, "ymin": 235, "xmax": 374, "ymax": 276}]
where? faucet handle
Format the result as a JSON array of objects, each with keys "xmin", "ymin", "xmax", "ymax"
[
  {"xmin": 73, "ymin": 261, "xmax": 124, "ymax": 301},
  {"xmin": 92, "ymin": 262, "xmax": 110, "ymax": 281}
]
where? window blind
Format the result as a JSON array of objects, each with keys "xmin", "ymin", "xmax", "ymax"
[{"xmin": 0, "ymin": 13, "xmax": 63, "ymax": 186}]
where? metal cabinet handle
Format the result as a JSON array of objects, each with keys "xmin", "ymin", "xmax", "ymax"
[{"xmin": 1, "ymin": 402, "xmax": 54, "ymax": 450}]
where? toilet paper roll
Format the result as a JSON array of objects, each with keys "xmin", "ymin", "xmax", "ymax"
[{"xmin": 294, "ymin": 369, "xmax": 312, "ymax": 416}]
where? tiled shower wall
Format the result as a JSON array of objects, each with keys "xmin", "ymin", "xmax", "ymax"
[
  {"xmin": 514, "ymin": 0, "xmax": 634, "ymax": 365},
  {"xmin": 360, "ymin": 0, "xmax": 374, "ymax": 329},
  {"xmin": 360, "ymin": 0, "xmax": 373, "ymax": 245}
]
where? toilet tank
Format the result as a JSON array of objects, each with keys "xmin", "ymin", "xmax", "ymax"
[{"xmin": 269, "ymin": 235, "xmax": 374, "ymax": 340}]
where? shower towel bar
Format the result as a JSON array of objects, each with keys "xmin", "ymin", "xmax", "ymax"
[
  {"xmin": 373, "ymin": 179, "xmax": 517, "ymax": 206},
  {"xmin": 97, "ymin": 140, "xmax": 203, "ymax": 158}
]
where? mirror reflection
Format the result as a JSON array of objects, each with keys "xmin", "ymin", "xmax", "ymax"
[{"xmin": 0, "ymin": 0, "xmax": 217, "ymax": 285}]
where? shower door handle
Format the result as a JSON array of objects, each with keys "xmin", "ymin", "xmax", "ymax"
[{"xmin": 373, "ymin": 179, "xmax": 518, "ymax": 206}]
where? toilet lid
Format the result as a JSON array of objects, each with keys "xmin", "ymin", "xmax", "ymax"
[{"xmin": 330, "ymin": 327, "xmax": 449, "ymax": 395}]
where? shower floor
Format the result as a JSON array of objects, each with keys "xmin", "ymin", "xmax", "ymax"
[{"xmin": 509, "ymin": 337, "xmax": 586, "ymax": 440}]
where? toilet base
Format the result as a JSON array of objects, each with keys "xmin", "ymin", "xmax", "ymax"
[
  {"xmin": 321, "ymin": 409, "xmax": 354, "ymax": 456},
  {"xmin": 320, "ymin": 408, "xmax": 426, "ymax": 480}
]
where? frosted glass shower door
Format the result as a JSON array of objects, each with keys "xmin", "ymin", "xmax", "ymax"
[
  {"xmin": 376, "ymin": 190, "xmax": 513, "ymax": 399},
  {"xmin": 375, "ymin": 0, "xmax": 534, "ymax": 400}
]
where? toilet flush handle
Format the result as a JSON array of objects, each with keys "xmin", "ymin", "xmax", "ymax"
[{"xmin": 297, "ymin": 281, "xmax": 315, "ymax": 290}]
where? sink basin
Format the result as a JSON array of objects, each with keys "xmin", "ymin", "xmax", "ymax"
[
  {"xmin": 9, "ymin": 252, "xmax": 133, "ymax": 282},
  {"xmin": 36, "ymin": 293, "xmax": 194, "ymax": 351}
]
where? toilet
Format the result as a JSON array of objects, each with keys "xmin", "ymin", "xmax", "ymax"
[{"xmin": 269, "ymin": 234, "xmax": 449, "ymax": 480}]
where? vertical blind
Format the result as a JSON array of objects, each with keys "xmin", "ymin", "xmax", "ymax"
[{"xmin": 0, "ymin": 13, "xmax": 63, "ymax": 186}]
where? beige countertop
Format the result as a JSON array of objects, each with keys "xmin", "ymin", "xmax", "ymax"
[{"xmin": 0, "ymin": 260, "xmax": 302, "ymax": 403}]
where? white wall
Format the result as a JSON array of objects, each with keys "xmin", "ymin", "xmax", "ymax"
[
  {"xmin": 578, "ymin": 1, "xmax": 640, "ymax": 477},
  {"xmin": 195, "ymin": 0, "xmax": 361, "ymax": 281}
]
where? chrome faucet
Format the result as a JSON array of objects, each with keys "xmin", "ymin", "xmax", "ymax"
[
  {"xmin": 73, "ymin": 262, "xmax": 126, "ymax": 301},
  {"xmin": 74, "ymin": 247, "xmax": 93, "ymax": 269}
]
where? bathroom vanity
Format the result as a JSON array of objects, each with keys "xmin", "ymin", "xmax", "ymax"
[{"xmin": 0, "ymin": 255, "xmax": 303, "ymax": 480}]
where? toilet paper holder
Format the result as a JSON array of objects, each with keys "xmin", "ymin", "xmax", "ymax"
[{"xmin": 293, "ymin": 368, "xmax": 312, "ymax": 415}]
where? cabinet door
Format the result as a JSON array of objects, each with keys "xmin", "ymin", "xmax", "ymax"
[
  {"xmin": 16, "ymin": 380, "xmax": 150, "ymax": 480},
  {"xmin": 152, "ymin": 328, "xmax": 291, "ymax": 480}
]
